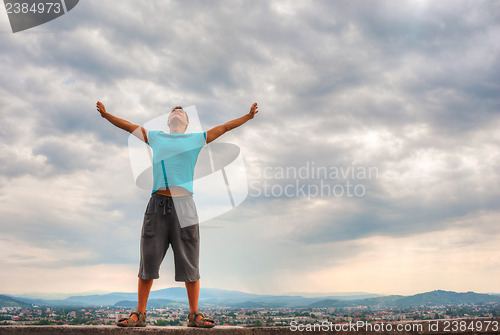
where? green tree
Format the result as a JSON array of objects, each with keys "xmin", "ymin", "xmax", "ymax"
[
  {"xmin": 155, "ymin": 319, "xmax": 169, "ymax": 326},
  {"xmin": 252, "ymin": 320, "xmax": 262, "ymax": 327},
  {"xmin": 34, "ymin": 319, "xmax": 55, "ymax": 325},
  {"xmin": 169, "ymin": 319, "xmax": 181, "ymax": 326}
]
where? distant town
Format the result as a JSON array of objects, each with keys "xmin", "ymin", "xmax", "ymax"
[{"xmin": 1, "ymin": 302, "xmax": 499, "ymax": 327}]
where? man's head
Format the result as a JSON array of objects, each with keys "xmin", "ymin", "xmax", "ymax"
[{"xmin": 167, "ymin": 106, "xmax": 189, "ymax": 132}]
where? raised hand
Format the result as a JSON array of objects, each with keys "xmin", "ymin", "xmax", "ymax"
[
  {"xmin": 96, "ymin": 101, "xmax": 107, "ymax": 117},
  {"xmin": 248, "ymin": 103, "xmax": 259, "ymax": 119}
]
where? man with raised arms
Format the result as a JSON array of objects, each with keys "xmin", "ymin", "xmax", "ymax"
[{"xmin": 95, "ymin": 101, "xmax": 259, "ymax": 327}]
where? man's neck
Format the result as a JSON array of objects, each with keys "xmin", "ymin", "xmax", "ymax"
[
  {"xmin": 169, "ymin": 120, "xmax": 186, "ymax": 134},
  {"xmin": 169, "ymin": 128, "xmax": 185, "ymax": 134}
]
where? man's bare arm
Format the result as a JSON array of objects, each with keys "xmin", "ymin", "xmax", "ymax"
[
  {"xmin": 96, "ymin": 101, "xmax": 148, "ymax": 143},
  {"xmin": 206, "ymin": 103, "xmax": 259, "ymax": 143}
]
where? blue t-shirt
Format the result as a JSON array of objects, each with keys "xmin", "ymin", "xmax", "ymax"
[{"xmin": 147, "ymin": 130, "xmax": 207, "ymax": 194}]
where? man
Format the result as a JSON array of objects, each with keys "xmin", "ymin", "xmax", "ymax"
[{"xmin": 95, "ymin": 101, "xmax": 259, "ymax": 327}]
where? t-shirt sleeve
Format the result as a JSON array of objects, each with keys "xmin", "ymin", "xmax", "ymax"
[
  {"xmin": 147, "ymin": 130, "xmax": 157, "ymax": 147},
  {"xmin": 198, "ymin": 132, "xmax": 207, "ymax": 146}
]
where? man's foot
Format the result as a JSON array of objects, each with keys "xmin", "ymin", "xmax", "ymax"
[
  {"xmin": 117, "ymin": 311, "xmax": 146, "ymax": 327},
  {"xmin": 196, "ymin": 314, "xmax": 213, "ymax": 326},
  {"xmin": 188, "ymin": 311, "xmax": 215, "ymax": 328},
  {"xmin": 120, "ymin": 313, "xmax": 138, "ymax": 324}
]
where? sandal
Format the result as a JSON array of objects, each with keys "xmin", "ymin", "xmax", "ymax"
[
  {"xmin": 187, "ymin": 311, "xmax": 215, "ymax": 328},
  {"xmin": 117, "ymin": 310, "xmax": 147, "ymax": 327}
]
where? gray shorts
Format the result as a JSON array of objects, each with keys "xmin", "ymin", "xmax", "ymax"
[{"xmin": 138, "ymin": 193, "xmax": 200, "ymax": 282}]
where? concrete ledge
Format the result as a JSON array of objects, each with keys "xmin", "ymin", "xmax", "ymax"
[
  {"xmin": 0, "ymin": 326, "xmax": 248, "ymax": 335},
  {"xmin": 1, "ymin": 318, "xmax": 499, "ymax": 335}
]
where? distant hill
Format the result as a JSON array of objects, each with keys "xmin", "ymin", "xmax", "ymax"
[
  {"xmin": 114, "ymin": 299, "xmax": 186, "ymax": 309},
  {"xmin": 393, "ymin": 290, "xmax": 500, "ymax": 307},
  {"xmin": 14, "ymin": 293, "xmax": 136, "ymax": 307},
  {"xmin": 5, "ymin": 289, "xmax": 500, "ymax": 309},
  {"xmin": 287, "ymin": 292, "xmax": 382, "ymax": 300},
  {"xmin": 230, "ymin": 300, "xmax": 277, "ymax": 309},
  {"xmin": 308, "ymin": 295, "xmax": 403, "ymax": 308},
  {"xmin": 62, "ymin": 292, "xmax": 136, "ymax": 306},
  {"xmin": 309, "ymin": 290, "xmax": 500, "ymax": 308},
  {"xmin": 0, "ymin": 294, "xmax": 30, "ymax": 307},
  {"xmin": 61, "ymin": 287, "xmax": 328, "ymax": 308}
]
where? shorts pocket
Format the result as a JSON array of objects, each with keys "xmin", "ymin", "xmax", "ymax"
[
  {"xmin": 174, "ymin": 197, "xmax": 199, "ymax": 229},
  {"xmin": 180, "ymin": 224, "xmax": 199, "ymax": 242},
  {"xmin": 142, "ymin": 213, "xmax": 156, "ymax": 238}
]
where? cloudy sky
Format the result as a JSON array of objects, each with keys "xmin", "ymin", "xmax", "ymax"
[{"xmin": 1, "ymin": 0, "xmax": 499, "ymax": 298}]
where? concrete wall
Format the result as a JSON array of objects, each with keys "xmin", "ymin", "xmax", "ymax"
[{"xmin": 1, "ymin": 318, "xmax": 499, "ymax": 335}]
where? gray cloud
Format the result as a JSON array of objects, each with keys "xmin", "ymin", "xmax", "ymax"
[{"xmin": 0, "ymin": 0, "xmax": 499, "ymax": 294}]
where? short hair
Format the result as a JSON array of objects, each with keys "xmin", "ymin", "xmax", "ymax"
[
  {"xmin": 169, "ymin": 106, "xmax": 189, "ymax": 130},
  {"xmin": 171, "ymin": 106, "xmax": 189, "ymax": 123}
]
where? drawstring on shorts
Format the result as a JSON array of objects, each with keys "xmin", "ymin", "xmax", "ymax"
[{"xmin": 159, "ymin": 198, "xmax": 173, "ymax": 215}]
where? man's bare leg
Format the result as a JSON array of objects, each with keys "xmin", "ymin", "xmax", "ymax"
[
  {"xmin": 186, "ymin": 280, "xmax": 200, "ymax": 315},
  {"xmin": 121, "ymin": 278, "xmax": 154, "ymax": 324},
  {"xmin": 185, "ymin": 280, "xmax": 212, "ymax": 325}
]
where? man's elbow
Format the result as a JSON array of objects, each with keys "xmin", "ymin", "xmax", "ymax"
[
  {"xmin": 129, "ymin": 124, "xmax": 141, "ymax": 135},
  {"xmin": 131, "ymin": 127, "xmax": 148, "ymax": 143}
]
